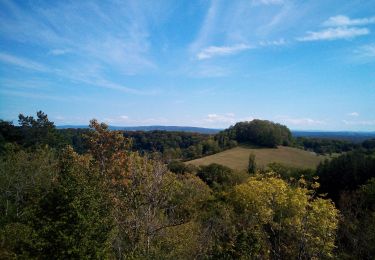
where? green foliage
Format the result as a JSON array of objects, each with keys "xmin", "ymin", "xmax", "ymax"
[
  {"xmin": 295, "ymin": 137, "xmax": 358, "ymax": 155},
  {"xmin": 231, "ymin": 175, "xmax": 339, "ymax": 259},
  {"xmin": 57, "ymin": 128, "xmax": 90, "ymax": 154},
  {"xmin": 167, "ymin": 160, "xmax": 197, "ymax": 174},
  {"xmin": 2, "ymin": 114, "xmax": 360, "ymax": 258},
  {"xmin": 337, "ymin": 178, "xmax": 375, "ymax": 259},
  {"xmin": 0, "ymin": 120, "xmax": 22, "ymax": 153},
  {"xmin": 214, "ymin": 131, "xmax": 238, "ymax": 149},
  {"xmin": 197, "ymin": 198, "xmax": 239, "ymax": 259},
  {"xmin": 317, "ymin": 150, "xmax": 375, "ymax": 203},
  {"xmin": 220, "ymin": 119, "xmax": 292, "ymax": 148},
  {"xmin": 0, "ymin": 111, "xmax": 64, "ymax": 152},
  {"xmin": 267, "ymin": 162, "xmax": 315, "ymax": 182},
  {"xmin": 83, "ymin": 119, "xmax": 213, "ymax": 258},
  {"xmin": 0, "ymin": 145, "xmax": 57, "ymax": 227},
  {"xmin": 124, "ymin": 130, "xmax": 223, "ymax": 161},
  {"xmin": 168, "ymin": 160, "xmax": 188, "ymax": 174},
  {"xmin": 197, "ymin": 163, "xmax": 248, "ymax": 191},
  {"xmin": 362, "ymin": 138, "xmax": 375, "ymax": 150},
  {"xmin": 18, "ymin": 111, "xmax": 62, "ymax": 148},
  {"xmin": 0, "ymin": 146, "xmax": 113, "ymax": 259}
]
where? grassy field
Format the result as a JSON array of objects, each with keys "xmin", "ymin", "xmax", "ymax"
[{"xmin": 186, "ymin": 146, "xmax": 327, "ymax": 170}]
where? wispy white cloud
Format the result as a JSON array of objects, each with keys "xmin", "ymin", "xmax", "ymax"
[
  {"xmin": 343, "ymin": 120, "xmax": 375, "ymax": 126},
  {"xmin": 252, "ymin": 0, "xmax": 284, "ymax": 6},
  {"xmin": 197, "ymin": 44, "xmax": 253, "ymax": 60},
  {"xmin": 202, "ymin": 113, "xmax": 257, "ymax": 126},
  {"xmin": 347, "ymin": 112, "xmax": 359, "ymax": 117},
  {"xmin": 0, "ymin": 78, "xmax": 54, "ymax": 90},
  {"xmin": 255, "ymin": 1, "xmax": 301, "ymax": 38},
  {"xmin": 0, "ymin": 1, "xmax": 157, "ymax": 75},
  {"xmin": 354, "ymin": 44, "xmax": 375, "ymax": 58},
  {"xmin": 103, "ymin": 115, "xmax": 170, "ymax": 125},
  {"xmin": 54, "ymin": 115, "xmax": 65, "ymax": 120},
  {"xmin": 188, "ymin": 0, "xmax": 296, "ymax": 63},
  {"xmin": 193, "ymin": 38, "xmax": 286, "ymax": 64},
  {"xmin": 298, "ymin": 15, "xmax": 374, "ymax": 42},
  {"xmin": 84, "ymin": 33, "xmax": 155, "ymax": 75},
  {"xmin": 0, "ymin": 52, "xmax": 154, "ymax": 95},
  {"xmin": 297, "ymin": 27, "xmax": 369, "ymax": 41},
  {"xmin": 48, "ymin": 49, "xmax": 71, "ymax": 56},
  {"xmin": 189, "ymin": 0, "xmax": 220, "ymax": 54},
  {"xmin": 323, "ymin": 15, "xmax": 375, "ymax": 27},
  {"xmin": 192, "ymin": 113, "xmax": 259, "ymax": 128},
  {"xmin": 205, "ymin": 113, "xmax": 237, "ymax": 124},
  {"xmin": 0, "ymin": 52, "xmax": 49, "ymax": 72},
  {"xmin": 76, "ymin": 77, "xmax": 154, "ymax": 95},
  {"xmin": 277, "ymin": 116, "xmax": 325, "ymax": 126},
  {"xmin": 258, "ymin": 38, "xmax": 287, "ymax": 46},
  {"xmin": 187, "ymin": 64, "xmax": 231, "ymax": 78},
  {"xmin": 0, "ymin": 89, "xmax": 74, "ymax": 102}
]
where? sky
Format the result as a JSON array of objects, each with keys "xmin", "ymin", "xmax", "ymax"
[{"xmin": 0, "ymin": 0, "xmax": 374, "ymax": 131}]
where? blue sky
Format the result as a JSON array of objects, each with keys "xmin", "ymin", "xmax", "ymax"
[{"xmin": 0, "ymin": 0, "xmax": 374, "ymax": 130}]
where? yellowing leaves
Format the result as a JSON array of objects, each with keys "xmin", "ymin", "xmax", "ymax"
[{"xmin": 231, "ymin": 175, "xmax": 339, "ymax": 259}]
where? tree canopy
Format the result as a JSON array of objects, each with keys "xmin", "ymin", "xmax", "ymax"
[
  {"xmin": 1, "ymin": 111, "xmax": 375, "ymax": 258},
  {"xmin": 219, "ymin": 119, "xmax": 293, "ymax": 148}
]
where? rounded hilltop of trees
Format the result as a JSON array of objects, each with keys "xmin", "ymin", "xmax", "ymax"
[{"xmin": 218, "ymin": 119, "xmax": 293, "ymax": 148}]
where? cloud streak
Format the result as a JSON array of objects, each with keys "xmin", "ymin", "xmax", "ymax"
[
  {"xmin": 102, "ymin": 115, "xmax": 170, "ymax": 126},
  {"xmin": 205, "ymin": 113, "xmax": 236, "ymax": 124},
  {"xmin": 0, "ymin": 52, "xmax": 154, "ymax": 95},
  {"xmin": 343, "ymin": 120, "xmax": 375, "ymax": 126},
  {"xmin": 347, "ymin": 112, "xmax": 359, "ymax": 117},
  {"xmin": 323, "ymin": 15, "xmax": 375, "ymax": 27},
  {"xmin": 0, "ymin": 89, "xmax": 74, "ymax": 102},
  {"xmin": 258, "ymin": 39, "xmax": 287, "ymax": 46},
  {"xmin": 0, "ymin": 1, "xmax": 157, "ymax": 75},
  {"xmin": 197, "ymin": 44, "xmax": 253, "ymax": 60},
  {"xmin": 297, "ymin": 27, "xmax": 369, "ymax": 41},
  {"xmin": 252, "ymin": 0, "xmax": 284, "ymax": 5},
  {"xmin": 187, "ymin": 65, "xmax": 231, "ymax": 78},
  {"xmin": 298, "ymin": 15, "xmax": 375, "ymax": 42},
  {"xmin": 277, "ymin": 116, "xmax": 325, "ymax": 126},
  {"xmin": 354, "ymin": 44, "xmax": 375, "ymax": 58},
  {"xmin": 189, "ymin": 0, "xmax": 220, "ymax": 54},
  {"xmin": 0, "ymin": 52, "xmax": 48, "ymax": 72},
  {"xmin": 48, "ymin": 49, "xmax": 71, "ymax": 56}
]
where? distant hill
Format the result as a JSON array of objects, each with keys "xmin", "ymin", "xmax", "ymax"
[
  {"xmin": 292, "ymin": 131, "xmax": 375, "ymax": 143},
  {"xmin": 57, "ymin": 125, "xmax": 222, "ymax": 134},
  {"xmin": 57, "ymin": 125, "xmax": 375, "ymax": 140}
]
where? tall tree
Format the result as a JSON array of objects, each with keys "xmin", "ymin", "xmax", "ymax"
[
  {"xmin": 247, "ymin": 153, "xmax": 256, "ymax": 174},
  {"xmin": 17, "ymin": 111, "xmax": 61, "ymax": 147}
]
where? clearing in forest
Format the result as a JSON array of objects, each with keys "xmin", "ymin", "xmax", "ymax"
[{"xmin": 186, "ymin": 146, "xmax": 326, "ymax": 170}]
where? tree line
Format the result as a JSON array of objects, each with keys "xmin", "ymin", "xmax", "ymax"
[
  {"xmin": 0, "ymin": 112, "xmax": 340, "ymax": 259},
  {"xmin": 3, "ymin": 112, "xmax": 368, "ymax": 162},
  {"xmin": 1, "ymin": 111, "xmax": 374, "ymax": 258}
]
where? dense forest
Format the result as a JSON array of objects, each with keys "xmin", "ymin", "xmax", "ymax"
[
  {"xmin": 1, "ymin": 111, "xmax": 375, "ymax": 259},
  {"xmin": 294, "ymin": 137, "xmax": 360, "ymax": 155}
]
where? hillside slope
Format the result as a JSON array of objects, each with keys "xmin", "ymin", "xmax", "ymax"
[{"xmin": 186, "ymin": 146, "xmax": 326, "ymax": 170}]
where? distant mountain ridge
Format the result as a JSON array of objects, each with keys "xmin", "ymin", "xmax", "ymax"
[
  {"xmin": 57, "ymin": 125, "xmax": 375, "ymax": 141},
  {"xmin": 57, "ymin": 125, "xmax": 223, "ymax": 134},
  {"xmin": 292, "ymin": 130, "xmax": 375, "ymax": 142}
]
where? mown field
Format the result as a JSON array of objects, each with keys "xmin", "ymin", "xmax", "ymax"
[{"xmin": 186, "ymin": 146, "xmax": 327, "ymax": 170}]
